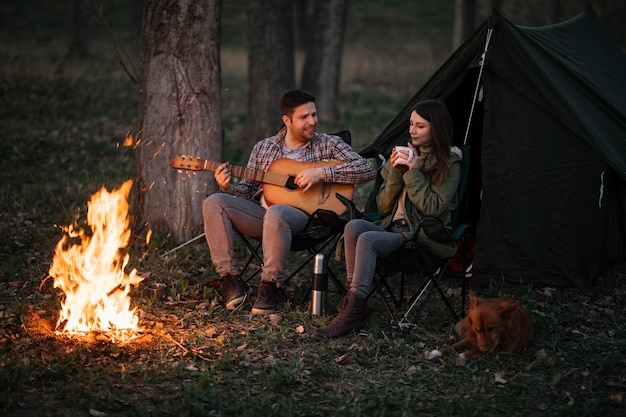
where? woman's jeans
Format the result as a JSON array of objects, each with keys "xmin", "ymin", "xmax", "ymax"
[
  {"xmin": 344, "ymin": 219, "xmax": 406, "ymax": 298},
  {"xmin": 202, "ymin": 192, "xmax": 310, "ymax": 286}
]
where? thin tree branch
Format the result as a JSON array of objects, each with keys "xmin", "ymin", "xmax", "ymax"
[{"xmin": 88, "ymin": 0, "xmax": 139, "ymax": 84}]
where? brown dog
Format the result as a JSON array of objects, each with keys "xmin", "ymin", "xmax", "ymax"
[{"xmin": 428, "ymin": 291, "xmax": 534, "ymax": 359}]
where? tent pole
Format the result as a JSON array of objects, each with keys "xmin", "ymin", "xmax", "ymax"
[{"xmin": 463, "ymin": 28, "xmax": 493, "ymax": 145}]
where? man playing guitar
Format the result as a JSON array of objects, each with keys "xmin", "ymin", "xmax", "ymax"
[{"xmin": 203, "ymin": 89, "xmax": 375, "ymax": 314}]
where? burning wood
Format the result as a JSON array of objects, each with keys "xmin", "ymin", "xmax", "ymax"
[{"xmin": 48, "ymin": 180, "xmax": 143, "ymax": 343}]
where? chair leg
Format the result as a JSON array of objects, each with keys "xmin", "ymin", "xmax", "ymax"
[
  {"xmin": 242, "ymin": 242, "xmax": 263, "ymax": 281},
  {"xmin": 399, "ymin": 276, "xmax": 435, "ymax": 330},
  {"xmin": 374, "ymin": 284, "xmax": 406, "ymax": 331},
  {"xmin": 283, "ymin": 250, "xmax": 319, "ymax": 285},
  {"xmin": 374, "ymin": 267, "xmax": 403, "ymax": 308},
  {"xmin": 402, "ymin": 267, "xmax": 460, "ymax": 327},
  {"xmin": 327, "ymin": 267, "xmax": 346, "ymax": 295},
  {"xmin": 370, "ymin": 269, "xmax": 420, "ymax": 332},
  {"xmin": 235, "ymin": 231, "xmax": 264, "ymax": 282},
  {"xmin": 374, "ymin": 273, "xmax": 439, "ymax": 333},
  {"xmin": 434, "ymin": 280, "xmax": 460, "ymax": 321}
]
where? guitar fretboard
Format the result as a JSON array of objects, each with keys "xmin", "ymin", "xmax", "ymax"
[{"xmin": 200, "ymin": 159, "xmax": 292, "ymax": 187}]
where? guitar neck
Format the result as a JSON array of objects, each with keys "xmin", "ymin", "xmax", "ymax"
[
  {"xmin": 234, "ymin": 165, "xmax": 296, "ymax": 188},
  {"xmin": 174, "ymin": 156, "xmax": 290, "ymax": 187},
  {"xmin": 201, "ymin": 160, "xmax": 259, "ymax": 182}
]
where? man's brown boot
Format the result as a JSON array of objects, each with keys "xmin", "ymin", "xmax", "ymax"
[{"xmin": 312, "ymin": 292, "xmax": 369, "ymax": 340}]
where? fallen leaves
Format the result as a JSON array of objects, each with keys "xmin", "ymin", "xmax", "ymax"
[
  {"xmin": 206, "ymin": 324, "xmax": 218, "ymax": 337},
  {"xmin": 334, "ymin": 353, "xmax": 353, "ymax": 364},
  {"xmin": 494, "ymin": 372, "xmax": 507, "ymax": 384},
  {"xmin": 269, "ymin": 313, "xmax": 282, "ymax": 326}
]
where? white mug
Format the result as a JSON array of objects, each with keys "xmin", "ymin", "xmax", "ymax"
[{"xmin": 394, "ymin": 146, "xmax": 413, "ymax": 164}]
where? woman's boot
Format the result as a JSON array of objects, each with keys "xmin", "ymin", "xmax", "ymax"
[{"xmin": 312, "ymin": 292, "xmax": 369, "ymax": 340}]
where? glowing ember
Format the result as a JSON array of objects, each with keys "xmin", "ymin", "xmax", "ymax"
[{"xmin": 48, "ymin": 180, "xmax": 143, "ymax": 343}]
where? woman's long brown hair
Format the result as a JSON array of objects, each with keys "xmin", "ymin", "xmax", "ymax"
[{"xmin": 411, "ymin": 100, "xmax": 453, "ymax": 186}]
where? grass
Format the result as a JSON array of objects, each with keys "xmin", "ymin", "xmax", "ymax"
[{"xmin": 1, "ymin": 1, "xmax": 625, "ymax": 416}]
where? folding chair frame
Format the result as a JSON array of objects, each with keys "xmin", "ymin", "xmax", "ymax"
[{"xmin": 373, "ymin": 229, "xmax": 471, "ymax": 332}]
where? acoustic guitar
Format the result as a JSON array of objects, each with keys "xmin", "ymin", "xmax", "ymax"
[{"xmin": 171, "ymin": 155, "xmax": 354, "ymax": 215}]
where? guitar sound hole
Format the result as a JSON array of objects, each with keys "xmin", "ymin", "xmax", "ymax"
[{"xmin": 285, "ymin": 176, "xmax": 298, "ymax": 191}]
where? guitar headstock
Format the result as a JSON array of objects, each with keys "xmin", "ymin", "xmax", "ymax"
[{"xmin": 171, "ymin": 155, "xmax": 206, "ymax": 171}]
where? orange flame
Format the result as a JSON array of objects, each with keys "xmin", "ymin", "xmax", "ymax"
[
  {"xmin": 48, "ymin": 180, "xmax": 143, "ymax": 343},
  {"xmin": 123, "ymin": 132, "xmax": 134, "ymax": 147}
]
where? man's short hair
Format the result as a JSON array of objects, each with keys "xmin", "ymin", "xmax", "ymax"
[{"xmin": 280, "ymin": 89, "xmax": 316, "ymax": 118}]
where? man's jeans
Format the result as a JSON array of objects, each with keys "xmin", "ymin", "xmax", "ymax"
[{"xmin": 203, "ymin": 193, "xmax": 310, "ymax": 286}]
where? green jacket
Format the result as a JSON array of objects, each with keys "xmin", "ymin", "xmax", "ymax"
[{"xmin": 376, "ymin": 146, "xmax": 462, "ymax": 258}]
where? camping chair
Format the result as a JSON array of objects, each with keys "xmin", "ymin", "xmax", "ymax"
[
  {"xmin": 340, "ymin": 145, "xmax": 472, "ymax": 332},
  {"xmin": 375, "ymin": 145, "xmax": 472, "ymax": 331},
  {"xmin": 236, "ymin": 130, "xmax": 354, "ymax": 302}
]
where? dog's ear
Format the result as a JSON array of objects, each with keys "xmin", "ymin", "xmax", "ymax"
[
  {"xmin": 498, "ymin": 301, "xmax": 521, "ymax": 316},
  {"xmin": 469, "ymin": 291, "xmax": 479, "ymax": 309}
]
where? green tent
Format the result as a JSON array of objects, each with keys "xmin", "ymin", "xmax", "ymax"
[{"xmin": 360, "ymin": 7, "xmax": 626, "ymax": 288}]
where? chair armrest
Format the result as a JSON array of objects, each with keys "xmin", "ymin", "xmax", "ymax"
[
  {"xmin": 336, "ymin": 193, "xmax": 379, "ymax": 221},
  {"xmin": 418, "ymin": 216, "xmax": 455, "ymax": 244},
  {"xmin": 451, "ymin": 223, "xmax": 471, "ymax": 240}
]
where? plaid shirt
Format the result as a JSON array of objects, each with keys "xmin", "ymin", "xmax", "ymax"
[{"xmin": 228, "ymin": 127, "xmax": 375, "ymax": 201}]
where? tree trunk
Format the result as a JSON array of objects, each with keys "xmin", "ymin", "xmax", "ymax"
[
  {"xmin": 241, "ymin": 0, "xmax": 295, "ymax": 152},
  {"xmin": 134, "ymin": 0, "xmax": 222, "ymax": 242},
  {"xmin": 300, "ymin": 0, "xmax": 348, "ymax": 123},
  {"xmin": 453, "ymin": 0, "xmax": 476, "ymax": 49}
]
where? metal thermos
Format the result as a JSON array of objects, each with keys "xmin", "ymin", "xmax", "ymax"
[{"xmin": 311, "ymin": 253, "xmax": 327, "ymax": 316}]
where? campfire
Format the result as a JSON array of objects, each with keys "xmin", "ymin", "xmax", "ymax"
[{"xmin": 48, "ymin": 180, "xmax": 144, "ymax": 343}]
